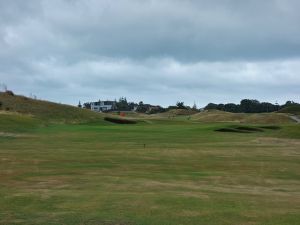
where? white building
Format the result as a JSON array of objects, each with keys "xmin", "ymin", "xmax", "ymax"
[{"xmin": 91, "ymin": 100, "xmax": 117, "ymax": 112}]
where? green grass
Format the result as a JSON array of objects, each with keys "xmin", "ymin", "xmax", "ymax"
[
  {"xmin": 0, "ymin": 112, "xmax": 42, "ymax": 132},
  {"xmin": 0, "ymin": 110, "xmax": 299, "ymax": 225}
]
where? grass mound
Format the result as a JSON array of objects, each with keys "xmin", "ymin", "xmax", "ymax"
[
  {"xmin": 157, "ymin": 109, "xmax": 198, "ymax": 117},
  {"xmin": 0, "ymin": 111, "xmax": 41, "ymax": 132},
  {"xmin": 0, "ymin": 92, "xmax": 105, "ymax": 124},
  {"xmin": 278, "ymin": 105, "xmax": 300, "ymax": 115},
  {"xmin": 104, "ymin": 117, "xmax": 137, "ymax": 124},
  {"xmin": 192, "ymin": 110, "xmax": 292, "ymax": 124},
  {"xmin": 192, "ymin": 110, "xmax": 244, "ymax": 122}
]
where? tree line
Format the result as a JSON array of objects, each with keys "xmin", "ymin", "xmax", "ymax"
[
  {"xmin": 204, "ymin": 99, "xmax": 299, "ymax": 113},
  {"xmin": 82, "ymin": 97, "xmax": 299, "ymax": 114}
]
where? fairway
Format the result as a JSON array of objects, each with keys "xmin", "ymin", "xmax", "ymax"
[
  {"xmin": 0, "ymin": 118, "xmax": 300, "ymax": 225},
  {"xmin": 2, "ymin": 0, "xmax": 300, "ymax": 224}
]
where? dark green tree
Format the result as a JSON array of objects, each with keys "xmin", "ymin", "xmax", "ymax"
[
  {"xmin": 83, "ymin": 102, "xmax": 91, "ymax": 109},
  {"xmin": 136, "ymin": 101, "xmax": 148, "ymax": 113},
  {"xmin": 204, "ymin": 103, "xmax": 218, "ymax": 110},
  {"xmin": 176, "ymin": 101, "xmax": 186, "ymax": 109}
]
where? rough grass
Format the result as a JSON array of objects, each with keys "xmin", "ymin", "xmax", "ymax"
[
  {"xmin": 278, "ymin": 105, "xmax": 300, "ymax": 115},
  {"xmin": 0, "ymin": 92, "xmax": 105, "ymax": 124},
  {"xmin": 0, "ymin": 114, "xmax": 299, "ymax": 225},
  {"xmin": 191, "ymin": 110, "xmax": 292, "ymax": 124},
  {"xmin": 0, "ymin": 111, "xmax": 42, "ymax": 132},
  {"xmin": 153, "ymin": 109, "xmax": 198, "ymax": 117}
]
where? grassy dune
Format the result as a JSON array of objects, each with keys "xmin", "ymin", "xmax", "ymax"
[
  {"xmin": 0, "ymin": 111, "xmax": 41, "ymax": 132},
  {"xmin": 0, "ymin": 92, "xmax": 105, "ymax": 124},
  {"xmin": 278, "ymin": 105, "xmax": 300, "ymax": 115},
  {"xmin": 153, "ymin": 109, "xmax": 198, "ymax": 117},
  {"xmin": 190, "ymin": 110, "xmax": 293, "ymax": 124},
  {"xmin": 0, "ymin": 96, "xmax": 300, "ymax": 224}
]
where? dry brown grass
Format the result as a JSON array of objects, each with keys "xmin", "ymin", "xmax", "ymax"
[
  {"xmin": 0, "ymin": 92, "xmax": 105, "ymax": 123},
  {"xmin": 152, "ymin": 109, "xmax": 198, "ymax": 117},
  {"xmin": 191, "ymin": 110, "xmax": 292, "ymax": 124}
]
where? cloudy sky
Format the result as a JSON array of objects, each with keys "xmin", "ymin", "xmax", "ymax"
[{"xmin": 0, "ymin": 0, "xmax": 299, "ymax": 107}]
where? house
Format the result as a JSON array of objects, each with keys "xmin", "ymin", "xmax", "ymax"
[{"xmin": 90, "ymin": 100, "xmax": 117, "ymax": 112}]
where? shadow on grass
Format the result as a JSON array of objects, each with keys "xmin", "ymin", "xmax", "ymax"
[
  {"xmin": 104, "ymin": 117, "xmax": 137, "ymax": 124},
  {"xmin": 215, "ymin": 125, "xmax": 281, "ymax": 133}
]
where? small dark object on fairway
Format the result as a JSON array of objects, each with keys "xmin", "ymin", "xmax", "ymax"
[
  {"xmin": 144, "ymin": 143, "xmax": 146, "ymax": 148},
  {"xmin": 259, "ymin": 125, "xmax": 281, "ymax": 130},
  {"xmin": 104, "ymin": 117, "xmax": 137, "ymax": 124}
]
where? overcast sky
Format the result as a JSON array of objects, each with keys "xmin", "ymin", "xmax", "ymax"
[{"xmin": 0, "ymin": 0, "xmax": 299, "ymax": 107}]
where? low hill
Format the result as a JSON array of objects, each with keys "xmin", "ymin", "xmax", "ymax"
[
  {"xmin": 0, "ymin": 92, "xmax": 105, "ymax": 124},
  {"xmin": 191, "ymin": 110, "xmax": 293, "ymax": 124},
  {"xmin": 152, "ymin": 109, "xmax": 198, "ymax": 118},
  {"xmin": 278, "ymin": 105, "xmax": 300, "ymax": 115}
]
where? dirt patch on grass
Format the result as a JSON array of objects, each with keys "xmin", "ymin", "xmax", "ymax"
[
  {"xmin": 1, "ymin": 174, "xmax": 71, "ymax": 194},
  {"xmin": 252, "ymin": 137, "xmax": 300, "ymax": 146},
  {"xmin": 0, "ymin": 132, "xmax": 35, "ymax": 138},
  {"xmin": 142, "ymin": 180, "xmax": 300, "ymax": 197}
]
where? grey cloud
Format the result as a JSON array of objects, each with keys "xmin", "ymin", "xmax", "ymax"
[
  {"xmin": 0, "ymin": 0, "xmax": 299, "ymax": 106},
  {"xmin": 1, "ymin": 0, "xmax": 300, "ymax": 61},
  {"xmin": 2, "ymin": 57, "xmax": 299, "ymax": 106}
]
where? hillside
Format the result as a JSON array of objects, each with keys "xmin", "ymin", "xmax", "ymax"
[
  {"xmin": 191, "ymin": 110, "xmax": 293, "ymax": 124},
  {"xmin": 0, "ymin": 92, "xmax": 105, "ymax": 124},
  {"xmin": 0, "ymin": 92, "xmax": 296, "ymax": 125},
  {"xmin": 278, "ymin": 105, "xmax": 300, "ymax": 115},
  {"xmin": 151, "ymin": 109, "xmax": 198, "ymax": 118}
]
